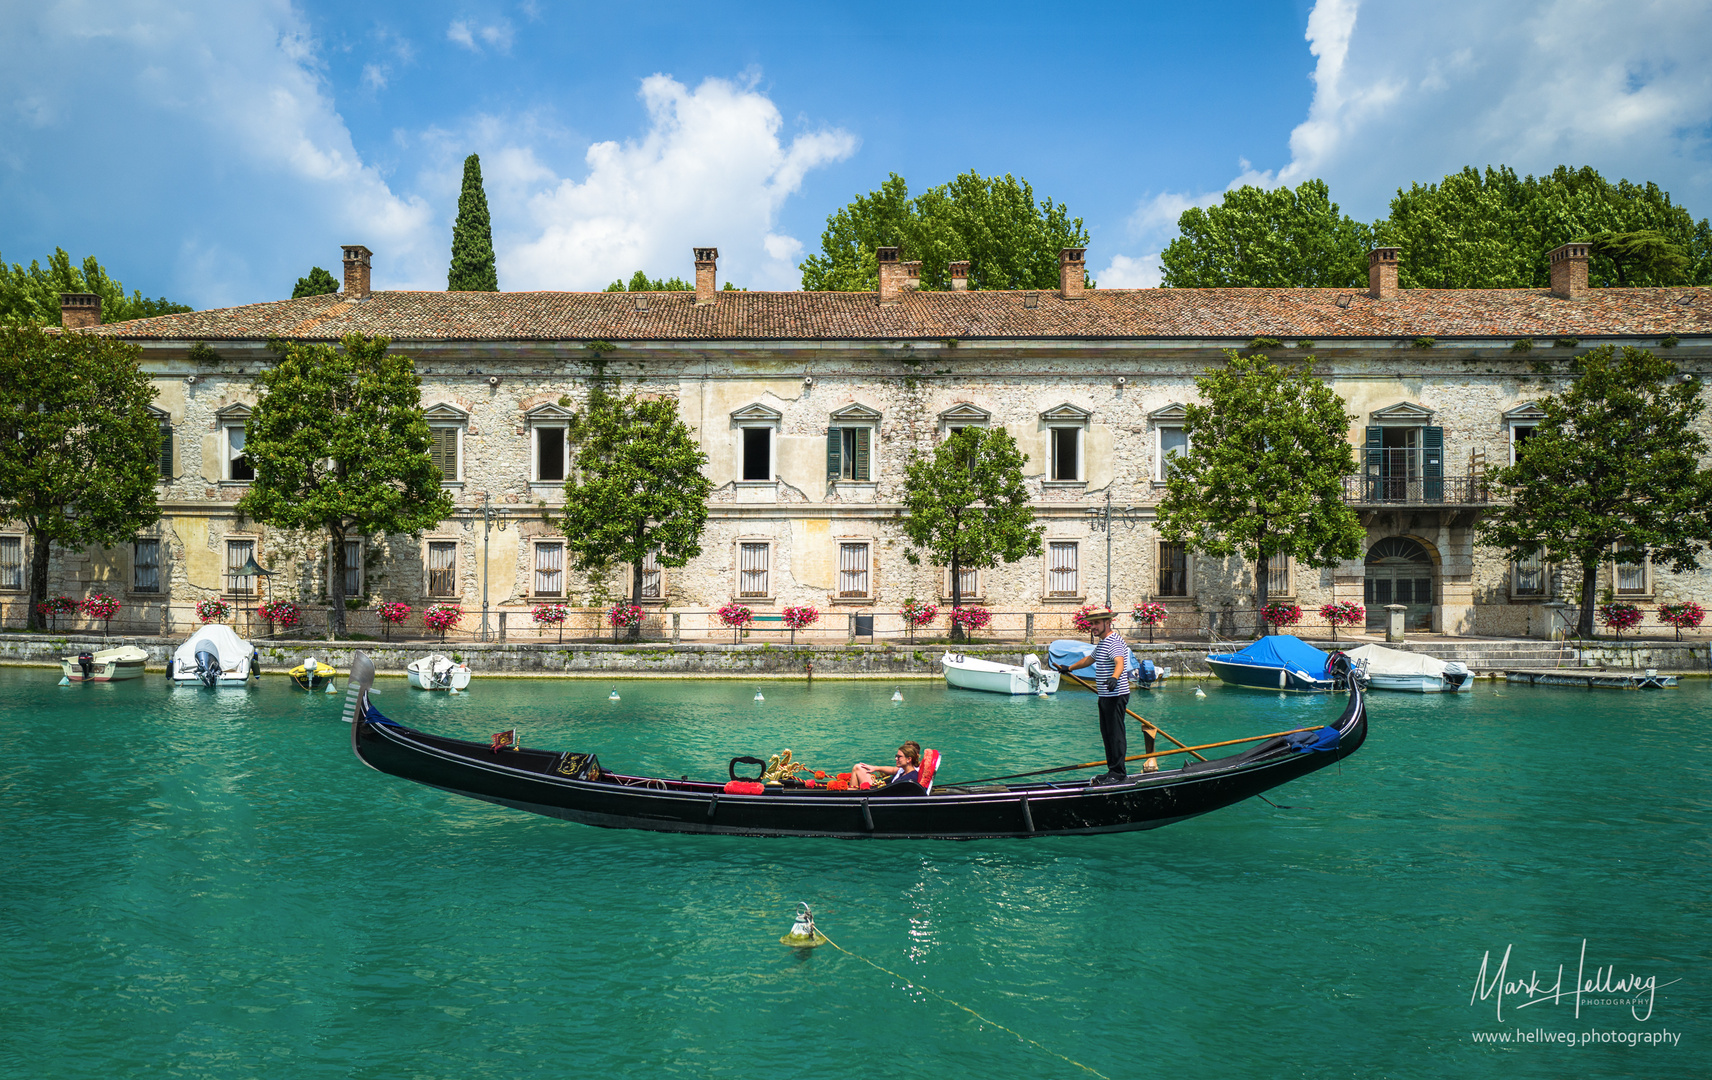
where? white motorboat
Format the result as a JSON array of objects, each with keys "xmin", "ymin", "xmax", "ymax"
[
  {"xmin": 941, "ymin": 652, "xmax": 1059, "ymax": 695},
  {"xmin": 1344, "ymin": 644, "xmax": 1472, "ymax": 693},
  {"xmin": 171, "ymin": 624, "xmax": 258, "ymax": 687},
  {"xmin": 407, "ymin": 654, "xmax": 472, "ymax": 691},
  {"xmin": 60, "ymin": 645, "xmax": 149, "ymax": 682}
]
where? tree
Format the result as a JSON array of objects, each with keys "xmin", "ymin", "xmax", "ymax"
[
  {"xmin": 0, "ymin": 324, "xmax": 162, "ymax": 628},
  {"xmin": 555, "ymin": 389, "xmax": 713, "ymax": 635},
  {"xmin": 292, "ymin": 267, "xmax": 340, "ymax": 298},
  {"xmin": 800, "ymin": 171, "xmax": 1090, "ymax": 292},
  {"xmin": 0, "ymin": 248, "xmax": 191, "ymax": 325},
  {"xmin": 1160, "ymin": 180, "xmax": 1372, "ymax": 288},
  {"xmin": 900, "ymin": 427, "xmax": 1044, "ymax": 638},
  {"xmin": 447, "ymin": 153, "xmax": 499, "ymax": 292},
  {"xmin": 1587, "ymin": 230, "xmax": 1690, "ymax": 286},
  {"xmin": 604, "ymin": 271, "xmax": 692, "ymax": 292},
  {"xmin": 236, "ymin": 334, "xmax": 454, "ymax": 635},
  {"xmin": 1156, "ymin": 351, "xmax": 1365, "ymax": 625},
  {"xmin": 1477, "ymin": 346, "xmax": 1712, "ymax": 638}
]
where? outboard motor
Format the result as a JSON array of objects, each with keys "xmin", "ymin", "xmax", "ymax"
[
  {"xmin": 77, "ymin": 652, "xmax": 95, "ymax": 680},
  {"xmin": 250, "ymin": 649, "xmax": 262, "ymax": 679},
  {"xmin": 195, "ymin": 648, "xmax": 222, "ymax": 688},
  {"xmin": 1140, "ymin": 658, "xmax": 1157, "ymax": 686}
]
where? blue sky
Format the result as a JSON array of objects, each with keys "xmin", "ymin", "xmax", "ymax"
[{"xmin": 4, "ymin": 0, "xmax": 1711, "ymax": 308}]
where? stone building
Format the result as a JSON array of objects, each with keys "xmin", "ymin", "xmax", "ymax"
[{"xmin": 10, "ymin": 241, "xmax": 1711, "ymax": 639}]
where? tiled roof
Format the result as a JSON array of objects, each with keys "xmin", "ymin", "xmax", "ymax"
[{"xmin": 88, "ymin": 286, "xmax": 1712, "ymax": 342}]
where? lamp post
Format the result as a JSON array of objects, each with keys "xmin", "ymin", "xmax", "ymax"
[
  {"xmin": 478, "ymin": 492, "xmax": 508, "ymax": 643},
  {"xmin": 1085, "ymin": 491, "xmax": 1140, "ymax": 608},
  {"xmin": 236, "ymin": 555, "xmax": 273, "ymax": 636}
]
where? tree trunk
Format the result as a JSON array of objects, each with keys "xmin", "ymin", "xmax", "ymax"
[
  {"xmin": 1255, "ymin": 555, "xmax": 1270, "ymax": 637},
  {"xmin": 26, "ymin": 527, "xmax": 51, "ymax": 632},
  {"xmin": 628, "ymin": 553, "xmax": 645, "ymax": 641},
  {"xmin": 1578, "ymin": 559, "xmax": 1599, "ymax": 638},
  {"xmin": 329, "ymin": 525, "xmax": 348, "ymax": 636},
  {"xmin": 949, "ymin": 553, "xmax": 964, "ymax": 642}
]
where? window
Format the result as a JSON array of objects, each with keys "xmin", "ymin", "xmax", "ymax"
[
  {"xmin": 1513, "ymin": 553, "xmax": 1546, "ymax": 597},
  {"xmin": 945, "ymin": 565, "xmax": 979, "ymax": 600},
  {"xmin": 430, "ymin": 427, "xmax": 460, "ymax": 483},
  {"xmin": 338, "ymin": 539, "xmax": 362, "ymax": 598},
  {"xmin": 742, "ymin": 427, "xmax": 771, "ymax": 481},
  {"xmin": 1263, "ymin": 552, "xmax": 1290, "ymax": 596},
  {"xmin": 1050, "ymin": 427, "xmax": 1080, "ymax": 481},
  {"xmin": 828, "ymin": 427, "xmax": 872, "ymax": 481},
  {"xmin": 534, "ymin": 542, "xmax": 564, "ymax": 597},
  {"xmin": 838, "ymin": 542, "xmax": 870, "ymax": 598},
  {"xmin": 639, "ymin": 551, "xmax": 663, "ymax": 600},
  {"xmin": 739, "ymin": 542, "xmax": 771, "ymax": 597},
  {"xmin": 1510, "ymin": 424, "xmax": 1537, "ymax": 465},
  {"xmin": 0, "ymin": 536, "xmax": 23, "ymax": 590},
  {"xmin": 1047, "ymin": 541, "xmax": 1080, "ymax": 597},
  {"xmin": 133, "ymin": 539, "xmax": 161, "ymax": 593},
  {"xmin": 226, "ymin": 426, "xmax": 253, "ymax": 481},
  {"xmin": 1614, "ymin": 543, "xmax": 1648, "ymax": 595},
  {"xmin": 536, "ymin": 426, "xmax": 567, "ymax": 482},
  {"xmin": 157, "ymin": 418, "xmax": 173, "ymax": 480},
  {"xmin": 1157, "ymin": 426, "xmax": 1188, "ymax": 480},
  {"xmin": 427, "ymin": 541, "xmax": 458, "ymax": 598},
  {"xmin": 1158, "ymin": 542, "xmax": 1189, "ymax": 597},
  {"xmin": 226, "ymin": 539, "xmax": 257, "ymax": 595}
]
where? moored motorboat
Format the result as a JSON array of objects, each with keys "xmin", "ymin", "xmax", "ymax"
[
  {"xmin": 1205, "ymin": 634, "xmax": 1360, "ymax": 693},
  {"xmin": 290, "ymin": 656, "xmax": 338, "ymax": 692},
  {"xmin": 1343, "ymin": 644, "xmax": 1472, "ymax": 693},
  {"xmin": 346, "ymin": 651, "xmax": 1368, "ymax": 839},
  {"xmin": 170, "ymin": 625, "xmax": 258, "ymax": 687},
  {"xmin": 940, "ymin": 652, "xmax": 1059, "ymax": 695},
  {"xmin": 1046, "ymin": 639, "xmax": 1170, "ymax": 687},
  {"xmin": 60, "ymin": 645, "xmax": 149, "ymax": 682},
  {"xmin": 407, "ymin": 654, "xmax": 471, "ymax": 691}
]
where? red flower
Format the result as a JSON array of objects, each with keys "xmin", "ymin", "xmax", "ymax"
[
  {"xmin": 827, "ymin": 779, "xmax": 849, "ymax": 791},
  {"xmin": 813, "ymin": 770, "xmax": 827, "ymax": 779}
]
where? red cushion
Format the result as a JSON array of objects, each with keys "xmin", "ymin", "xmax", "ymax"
[
  {"xmin": 723, "ymin": 781, "xmax": 766, "ymax": 795},
  {"xmin": 918, "ymin": 749, "xmax": 940, "ymax": 793}
]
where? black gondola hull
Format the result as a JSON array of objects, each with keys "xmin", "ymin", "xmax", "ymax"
[{"xmin": 344, "ymin": 653, "xmax": 1367, "ymax": 840}]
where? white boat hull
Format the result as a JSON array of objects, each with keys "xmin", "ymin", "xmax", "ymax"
[
  {"xmin": 1364, "ymin": 671, "xmax": 1473, "ymax": 693},
  {"xmin": 60, "ymin": 646, "xmax": 149, "ymax": 682},
  {"xmin": 940, "ymin": 652, "xmax": 1059, "ymax": 695},
  {"xmin": 1344, "ymin": 645, "xmax": 1472, "ymax": 693},
  {"xmin": 408, "ymin": 655, "xmax": 472, "ymax": 691},
  {"xmin": 170, "ymin": 625, "xmax": 256, "ymax": 686}
]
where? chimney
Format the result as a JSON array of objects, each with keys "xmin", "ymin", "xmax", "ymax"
[
  {"xmin": 949, "ymin": 261, "xmax": 969, "ymax": 291},
  {"xmin": 694, "ymin": 247, "xmax": 719, "ymax": 304},
  {"xmin": 342, "ymin": 245, "xmax": 373, "ymax": 300},
  {"xmin": 1549, "ymin": 242, "xmax": 1590, "ymax": 300},
  {"xmin": 902, "ymin": 260, "xmax": 921, "ymax": 292},
  {"xmin": 1368, "ymin": 247, "xmax": 1399, "ymax": 300},
  {"xmin": 59, "ymin": 293, "xmax": 101, "ymax": 329},
  {"xmin": 877, "ymin": 246, "xmax": 906, "ymax": 303},
  {"xmin": 1059, "ymin": 248, "xmax": 1086, "ymax": 299}
]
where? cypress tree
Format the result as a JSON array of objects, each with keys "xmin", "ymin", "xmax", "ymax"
[{"xmin": 447, "ymin": 154, "xmax": 499, "ymax": 292}]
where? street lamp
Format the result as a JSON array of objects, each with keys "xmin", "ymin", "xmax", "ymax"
[
  {"xmin": 235, "ymin": 555, "xmax": 273, "ymax": 635},
  {"xmin": 1085, "ymin": 491, "xmax": 1140, "ymax": 608},
  {"xmin": 478, "ymin": 492, "xmax": 508, "ymax": 642}
]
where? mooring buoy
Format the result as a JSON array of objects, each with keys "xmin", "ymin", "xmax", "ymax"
[
  {"xmin": 891, "ymin": 689, "xmax": 903, "ymax": 702},
  {"xmin": 754, "ymin": 691, "xmax": 765, "ymax": 702},
  {"xmin": 609, "ymin": 690, "xmax": 621, "ymax": 701},
  {"xmin": 779, "ymin": 902, "xmax": 828, "ymax": 948}
]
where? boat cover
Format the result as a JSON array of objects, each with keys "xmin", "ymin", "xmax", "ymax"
[
  {"xmin": 1209, "ymin": 634, "xmax": 1331, "ymax": 676},
  {"xmin": 1344, "ymin": 644, "xmax": 1457, "ymax": 678},
  {"xmin": 1047, "ymin": 638, "xmax": 1139, "ymax": 671},
  {"xmin": 173, "ymin": 624, "xmax": 252, "ymax": 671}
]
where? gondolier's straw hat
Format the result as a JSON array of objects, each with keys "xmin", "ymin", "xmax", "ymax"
[{"xmin": 1084, "ymin": 606, "xmax": 1117, "ymax": 621}]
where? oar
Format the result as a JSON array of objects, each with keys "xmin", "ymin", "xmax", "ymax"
[{"xmin": 945, "ymin": 725, "xmax": 1323, "ymax": 786}]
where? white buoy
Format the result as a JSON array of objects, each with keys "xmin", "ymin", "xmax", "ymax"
[
  {"xmin": 779, "ymin": 902, "xmax": 828, "ymax": 948},
  {"xmin": 609, "ymin": 690, "xmax": 621, "ymax": 701},
  {"xmin": 59, "ymin": 675, "xmax": 70, "ymax": 686},
  {"xmin": 754, "ymin": 691, "xmax": 765, "ymax": 701},
  {"xmin": 324, "ymin": 681, "xmax": 338, "ymax": 694},
  {"xmin": 449, "ymin": 687, "xmax": 460, "ymax": 695},
  {"xmin": 1194, "ymin": 685, "xmax": 1207, "ymax": 698},
  {"xmin": 891, "ymin": 689, "xmax": 903, "ymax": 702}
]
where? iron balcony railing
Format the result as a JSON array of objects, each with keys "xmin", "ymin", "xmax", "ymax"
[{"xmin": 1343, "ymin": 474, "xmax": 1495, "ymax": 506}]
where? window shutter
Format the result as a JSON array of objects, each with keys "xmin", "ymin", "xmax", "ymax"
[
  {"xmin": 1364, "ymin": 426, "xmax": 1383, "ymax": 500},
  {"xmin": 826, "ymin": 427, "xmax": 841, "ymax": 479},
  {"xmin": 1422, "ymin": 425, "xmax": 1444, "ymax": 500},
  {"xmin": 158, "ymin": 424, "xmax": 173, "ymax": 479},
  {"xmin": 854, "ymin": 427, "xmax": 870, "ymax": 481}
]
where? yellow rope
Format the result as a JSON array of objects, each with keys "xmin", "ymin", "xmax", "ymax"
[{"xmin": 817, "ymin": 931, "xmax": 1110, "ymax": 1079}]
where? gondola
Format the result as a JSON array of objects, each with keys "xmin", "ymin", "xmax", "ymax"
[{"xmin": 346, "ymin": 651, "xmax": 1368, "ymax": 840}]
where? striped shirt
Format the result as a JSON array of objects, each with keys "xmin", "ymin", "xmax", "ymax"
[{"xmin": 1091, "ymin": 632, "xmax": 1131, "ymax": 697}]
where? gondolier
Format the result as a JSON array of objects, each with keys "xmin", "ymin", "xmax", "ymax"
[{"xmin": 1057, "ymin": 607, "xmax": 1154, "ymax": 783}]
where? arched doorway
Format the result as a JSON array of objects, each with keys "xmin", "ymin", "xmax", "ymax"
[{"xmin": 1365, "ymin": 537, "xmax": 1434, "ymax": 630}]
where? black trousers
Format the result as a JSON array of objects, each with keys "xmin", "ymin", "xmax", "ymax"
[{"xmin": 1097, "ymin": 694, "xmax": 1130, "ymax": 774}]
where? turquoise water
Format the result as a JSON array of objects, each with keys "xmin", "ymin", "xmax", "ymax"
[{"xmin": 2, "ymin": 669, "xmax": 1707, "ymax": 1078}]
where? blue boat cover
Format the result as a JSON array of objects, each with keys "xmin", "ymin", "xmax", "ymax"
[
  {"xmin": 1285, "ymin": 726, "xmax": 1342, "ymax": 753},
  {"xmin": 1208, "ymin": 634, "xmax": 1331, "ymax": 677},
  {"xmin": 1047, "ymin": 638, "xmax": 1138, "ymax": 672}
]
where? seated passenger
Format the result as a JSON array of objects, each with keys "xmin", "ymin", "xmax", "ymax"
[{"xmin": 852, "ymin": 741, "xmax": 922, "ymax": 789}]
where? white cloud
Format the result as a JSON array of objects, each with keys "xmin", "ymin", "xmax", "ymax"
[
  {"xmin": 447, "ymin": 18, "xmax": 513, "ymax": 54},
  {"xmin": 362, "ymin": 62, "xmax": 389, "ymax": 90},
  {"xmin": 1094, "ymin": 253, "xmax": 1162, "ymax": 289},
  {"xmin": 1105, "ymin": 0, "xmax": 1712, "ymax": 285},
  {"xmin": 447, "ymin": 20, "xmax": 476, "ymax": 50},
  {"xmin": 503, "ymin": 75, "xmax": 857, "ymax": 290}
]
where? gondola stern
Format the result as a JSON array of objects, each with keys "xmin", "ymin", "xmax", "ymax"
[{"xmin": 346, "ymin": 650, "xmax": 383, "ymax": 769}]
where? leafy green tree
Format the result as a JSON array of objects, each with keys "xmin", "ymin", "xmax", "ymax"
[
  {"xmin": 900, "ymin": 427, "xmax": 1044, "ymax": 637},
  {"xmin": 0, "ymin": 324, "xmax": 162, "ymax": 628},
  {"xmin": 0, "ymin": 248, "xmax": 191, "ymax": 325},
  {"xmin": 1477, "ymin": 346, "xmax": 1712, "ymax": 638},
  {"xmin": 292, "ymin": 267, "xmax": 340, "ymax": 298},
  {"xmin": 1156, "ymin": 351, "xmax": 1364, "ymax": 623},
  {"xmin": 1160, "ymin": 180, "xmax": 1373, "ymax": 288},
  {"xmin": 447, "ymin": 153, "xmax": 499, "ymax": 292},
  {"xmin": 236, "ymin": 334, "xmax": 454, "ymax": 634},
  {"xmin": 555, "ymin": 389, "xmax": 713, "ymax": 633},
  {"xmin": 604, "ymin": 271, "xmax": 693, "ymax": 292},
  {"xmin": 800, "ymin": 171, "xmax": 1090, "ymax": 292},
  {"xmin": 1587, "ymin": 230, "xmax": 1690, "ymax": 286}
]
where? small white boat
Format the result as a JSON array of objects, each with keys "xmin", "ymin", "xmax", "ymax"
[
  {"xmin": 941, "ymin": 652, "xmax": 1059, "ymax": 695},
  {"xmin": 1344, "ymin": 644, "xmax": 1472, "ymax": 693},
  {"xmin": 408, "ymin": 654, "xmax": 472, "ymax": 691},
  {"xmin": 290, "ymin": 656, "xmax": 337, "ymax": 692},
  {"xmin": 171, "ymin": 625, "xmax": 258, "ymax": 687},
  {"xmin": 60, "ymin": 645, "xmax": 149, "ymax": 682}
]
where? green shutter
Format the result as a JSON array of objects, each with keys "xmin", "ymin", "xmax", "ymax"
[
  {"xmin": 854, "ymin": 427, "xmax": 870, "ymax": 481},
  {"xmin": 158, "ymin": 423, "xmax": 173, "ymax": 479},
  {"xmin": 827, "ymin": 427, "xmax": 841, "ymax": 480},
  {"xmin": 1422, "ymin": 425, "xmax": 1444, "ymax": 501},
  {"xmin": 1364, "ymin": 426, "xmax": 1383, "ymax": 500}
]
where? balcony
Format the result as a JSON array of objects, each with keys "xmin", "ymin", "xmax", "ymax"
[{"xmin": 1342, "ymin": 474, "xmax": 1494, "ymax": 507}]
